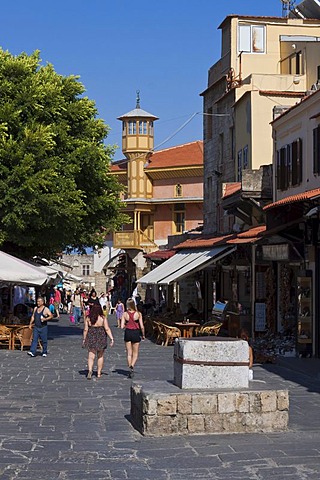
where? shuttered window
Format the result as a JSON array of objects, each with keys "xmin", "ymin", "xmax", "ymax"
[{"xmin": 313, "ymin": 126, "xmax": 320, "ymax": 174}]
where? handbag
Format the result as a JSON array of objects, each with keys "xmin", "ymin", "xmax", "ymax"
[{"xmin": 69, "ymin": 315, "xmax": 75, "ymax": 323}]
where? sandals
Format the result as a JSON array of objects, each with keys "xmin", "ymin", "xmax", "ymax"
[{"xmin": 87, "ymin": 371, "xmax": 92, "ymax": 380}]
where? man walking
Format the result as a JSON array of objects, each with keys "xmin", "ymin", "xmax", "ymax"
[
  {"xmin": 71, "ymin": 287, "xmax": 83, "ymax": 325},
  {"xmin": 28, "ymin": 297, "xmax": 53, "ymax": 357}
]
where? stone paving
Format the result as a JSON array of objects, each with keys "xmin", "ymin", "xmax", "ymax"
[{"xmin": 0, "ymin": 315, "xmax": 320, "ymax": 479}]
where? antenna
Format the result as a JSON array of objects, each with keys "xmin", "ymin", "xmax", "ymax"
[{"xmin": 281, "ymin": 0, "xmax": 295, "ymax": 17}]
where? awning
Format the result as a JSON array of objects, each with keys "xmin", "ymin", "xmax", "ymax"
[
  {"xmin": 137, "ymin": 246, "xmax": 236, "ymax": 285},
  {"xmin": 0, "ymin": 251, "xmax": 48, "ymax": 286}
]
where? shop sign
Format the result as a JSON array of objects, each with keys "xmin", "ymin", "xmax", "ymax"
[{"xmin": 262, "ymin": 244, "xmax": 289, "ymax": 261}]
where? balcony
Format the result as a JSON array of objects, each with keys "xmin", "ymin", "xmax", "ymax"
[{"xmin": 113, "ymin": 230, "xmax": 158, "ymax": 252}]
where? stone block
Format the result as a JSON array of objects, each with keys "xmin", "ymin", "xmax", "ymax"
[
  {"xmin": 192, "ymin": 394, "xmax": 217, "ymax": 414},
  {"xmin": 204, "ymin": 414, "xmax": 224, "ymax": 433},
  {"xmin": 157, "ymin": 396, "xmax": 177, "ymax": 416},
  {"xmin": 174, "ymin": 337, "xmax": 249, "ymax": 389},
  {"xmin": 187, "ymin": 415, "xmax": 205, "ymax": 433},
  {"xmin": 142, "ymin": 396, "xmax": 157, "ymax": 415},
  {"xmin": 260, "ymin": 391, "xmax": 277, "ymax": 412},
  {"xmin": 223, "ymin": 413, "xmax": 246, "ymax": 433},
  {"xmin": 249, "ymin": 392, "xmax": 262, "ymax": 413},
  {"xmin": 177, "ymin": 394, "xmax": 192, "ymax": 414},
  {"xmin": 236, "ymin": 393, "xmax": 249, "ymax": 413},
  {"xmin": 277, "ymin": 390, "xmax": 289, "ymax": 411},
  {"xmin": 144, "ymin": 415, "xmax": 175, "ymax": 436},
  {"xmin": 218, "ymin": 393, "xmax": 236, "ymax": 413}
]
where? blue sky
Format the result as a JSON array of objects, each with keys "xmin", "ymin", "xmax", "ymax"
[{"xmin": 1, "ymin": 0, "xmax": 283, "ymax": 160}]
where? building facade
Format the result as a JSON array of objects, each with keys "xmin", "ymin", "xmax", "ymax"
[{"xmin": 202, "ymin": 14, "xmax": 320, "ymax": 235}]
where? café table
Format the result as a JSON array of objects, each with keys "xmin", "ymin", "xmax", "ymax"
[{"xmin": 175, "ymin": 322, "xmax": 199, "ymax": 338}]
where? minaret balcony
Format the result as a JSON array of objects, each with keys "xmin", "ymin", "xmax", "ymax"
[{"xmin": 113, "ymin": 230, "xmax": 157, "ymax": 252}]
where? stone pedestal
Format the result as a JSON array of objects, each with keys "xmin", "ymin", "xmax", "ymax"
[
  {"xmin": 130, "ymin": 381, "xmax": 289, "ymax": 436},
  {"xmin": 174, "ymin": 337, "xmax": 249, "ymax": 389}
]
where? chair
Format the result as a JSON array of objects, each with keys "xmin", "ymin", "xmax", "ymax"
[
  {"xmin": 13, "ymin": 325, "xmax": 33, "ymax": 351},
  {"xmin": 197, "ymin": 321, "xmax": 223, "ymax": 337},
  {"xmin": 159, "ymin": 322, "xmax": 181, "ymax": 346},
  {"xmin": 0, "ymin": 325, "xmax": 11, "ymax": 348},
  {"xmin": 109, "ymin": 300, "xmax": 116, "ymax": 315}
]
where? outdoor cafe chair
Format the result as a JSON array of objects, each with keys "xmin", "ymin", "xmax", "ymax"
[
  {"xmin": 0, "ymin": 325, "xmax": 11, "ymax": 348},
  {"xmin": 196, "ymin": 321, "xmax": 223, "ymax": 337},
  {"xmin": 14, "ymin": 325, "xmax": 33, "ymax": 351}
]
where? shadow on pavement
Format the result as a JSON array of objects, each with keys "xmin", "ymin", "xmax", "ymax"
[{"xmin": 261, "ymin": 357, "xmax": 320, "ymax": 393}]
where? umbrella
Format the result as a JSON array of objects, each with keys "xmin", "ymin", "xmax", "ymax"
[{"xmin": 0, "ymin": 251, "xmax": 48, "ymax": 286}]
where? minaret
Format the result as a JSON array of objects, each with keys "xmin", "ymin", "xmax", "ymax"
[{"xmin": 117, "ymin": 92, "xmax": 158, "ymax": 199}]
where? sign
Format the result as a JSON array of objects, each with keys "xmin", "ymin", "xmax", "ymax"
[
  {"xmin": 255, "ymin": 302, "xmax": 266, "ymax": 332},
  {"xmin": 262, "ymin": 244, "xmax": 289, "ymax": 261}
]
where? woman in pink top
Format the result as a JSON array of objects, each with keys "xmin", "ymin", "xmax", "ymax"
[{"xmin": 120, "ymin": 298, "xmax": 145, "ymax": 378}]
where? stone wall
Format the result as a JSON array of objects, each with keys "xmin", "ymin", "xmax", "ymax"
[{"xmin": 130, "ymin": 381, "xmax": 289, "ymax": 436}]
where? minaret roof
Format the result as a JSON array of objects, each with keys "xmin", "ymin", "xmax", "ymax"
[
  {"xmin": 118, "ymin": 91, "xmax": 158, "ymax": 120},
  {"xmin": 117, "ymin": 108, "xmax": 158, "ymax": 121}
]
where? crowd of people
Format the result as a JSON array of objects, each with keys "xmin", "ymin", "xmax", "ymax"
[{"xmin": 27, "ymin": 287, "xmax": 146, "ymax": 381}]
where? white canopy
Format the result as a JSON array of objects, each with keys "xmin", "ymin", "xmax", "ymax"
[
  {"xmin": 0, "ymin": 251, "xmax": 48, "ymax": 286},
  {"xmin": 137, "ymin": 246, "xmax": 236, "ymax": 285}
]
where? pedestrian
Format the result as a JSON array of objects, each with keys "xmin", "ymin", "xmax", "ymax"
[
  {"xmin": 66, "ymin": 289, "xmax": 72, "ymax": 314},
  {"xmin": 120, "ymin": 297, "xmax": 145, "ymax": 379},
  {"xmin": 27, "ymin": 297, "xmax": 53, "ymax": 357},
  {"xmin": 115, "ymin": 299, "xmax": 124, "ymax": 328},
  {"xmin": 82, "ymin": 304, "xmax": 114, "ymax": 379},
  {"xmin": 71, "ymin": 287, "xmax": 83, "ymax": 325},
  {"xmin": 53, "ymin": 286, "xmax": 61, "ymax": 319},
  {"xmin": 99, "ymin": 292, "xmax": 110, "ymax": 318},
  {"xmin": 238, "ymin": 328, "xmax": 254, "ymax": 379},
  {"xmin": 88, "ymin": 289, "xmax": 100, "ymax": 308}
]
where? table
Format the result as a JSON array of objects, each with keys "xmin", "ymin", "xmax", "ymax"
[{"xmin": 175, "ymin": 322, "xmax": 199, "ymax": 338}]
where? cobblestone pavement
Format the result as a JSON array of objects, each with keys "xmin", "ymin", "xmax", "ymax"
[{"xmin": 1, "ymin": 315, "xmax": 320, "ymax": 479}]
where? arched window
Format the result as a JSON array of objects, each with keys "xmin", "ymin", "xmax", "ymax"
[{"xmin": 175, "ymin": 184, "xmax": 182, "ymax": 197}]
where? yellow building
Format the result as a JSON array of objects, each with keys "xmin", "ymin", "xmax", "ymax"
[{"xmin": 202, "ymin": 14, "xmax": 320, "ymax": 234}]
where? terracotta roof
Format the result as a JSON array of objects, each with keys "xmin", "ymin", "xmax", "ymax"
[
  {"xmin": 144, "ymin": 250, "xmax": 175, "ymax": 261},
  {"xmin": 264, "ymin": 188, "xmax": 320, "ymax": 211},
  {"xmin": 111, "ymin": 141, "xmax": 203, "ymax": 172},
  {"xmin": 259, "ymin": 90, "xmax": 306, "ymax": 98},
  {"xmin": 174, "ymin": 225, "xmax": 266, "ymax": 249},
  {"xmin": 146, "ymin": 141, "xmax": 203, "ymax": 169},
  {"xmin": 222, "ymin": 182, "xmax": 241, "ymax": 199}
]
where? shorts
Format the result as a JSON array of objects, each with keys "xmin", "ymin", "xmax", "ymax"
[{"xmin": 124, "ymin": 328, "xmax": 141, "ymax": 343}]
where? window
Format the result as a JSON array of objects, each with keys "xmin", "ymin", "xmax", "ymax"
[
  {"xmin": 313, "ymin": 126, "xmax": 320, "ymax": 175},
  {"xmin": 239, "ymin": 24, "xmax": 265, "ymax": 53},
  {"xmin": 277, "ymin": 138, "xmax": 302, "ymax": 190},
  {"xmin": 237, "ymin": 150, "xmax": 242, "ymax": 181},
  {"xmin": 243, "ymin": 145, "xmax": 249, "ymax": 169},
  {"xmin": 139, "ymin": 121, "xmax": 147, "ymax": 134},
  {"xmin": 173, "ymin": 204, "xmax": 185, "ymax": 234},
  {"xmin": 206, "ymin": 107, "xmax": 212, "ymax": 140},
  {"xmin": 82, "ymin": 264, "xmax": 90, "ymax": 276},
  {"xmin": 175, "ymin": 184, "xmax": 182, "ymax": 197},
  {"xmin": 149, "ymin": 121, "xmax": 153, "ymax": 135},
  {"xmin": 128, "ymin": 121, "xmax": 136, "ymax": 135},
  {"xmin": 292, "ymin": 138, "xmax": 303, "ymax": 185}
]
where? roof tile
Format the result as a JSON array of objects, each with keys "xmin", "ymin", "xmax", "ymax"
[{"xmin": 264, "ymin": 188, "xmax": 320, "ymax": 210}]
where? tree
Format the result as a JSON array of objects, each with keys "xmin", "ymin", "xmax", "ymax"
[{"xmin": 0, "ymin": 49, "xmax": 127, "ymax": 258}]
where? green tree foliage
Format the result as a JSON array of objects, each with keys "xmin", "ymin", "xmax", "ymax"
[{"xmin": 0, "ymin": 49, "xmax": 126, "ymax": 258}]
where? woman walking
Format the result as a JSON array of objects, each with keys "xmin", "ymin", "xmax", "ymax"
[
  {"xmin": 120, "ymin": 298, "xmax": 145, "ymax": 378},
  {"xmin": 82, "ymin": 304, "xmax": 114, "ymax": 379},
  {"xmin": 115, "ymin": 299, "xmax": 124, "ymax": 328}
]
